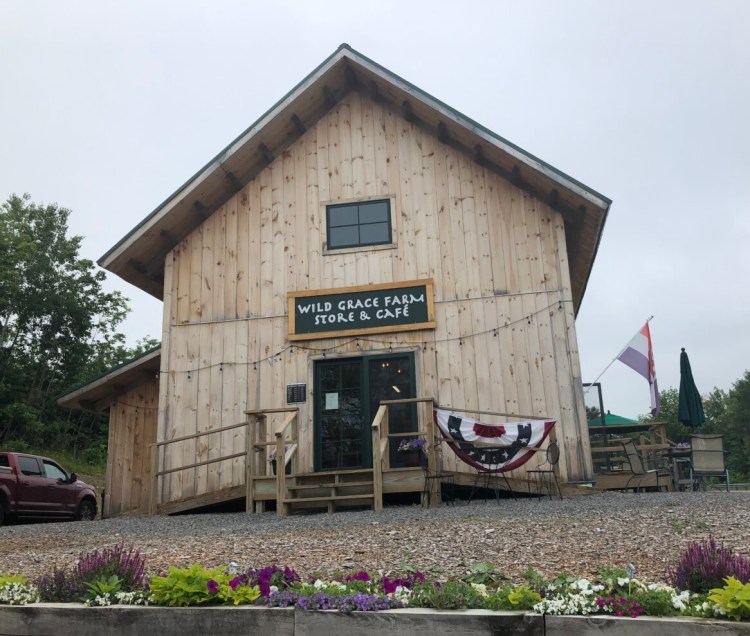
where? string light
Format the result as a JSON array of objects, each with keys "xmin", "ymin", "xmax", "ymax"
[{"xmin": 161, "ymin": 300, "xmax": 568, "ymax": 376}]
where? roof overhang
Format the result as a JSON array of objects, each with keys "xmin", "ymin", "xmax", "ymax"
[
  {"xmin": 99, "ymin": 44, "xmax": 611, "ymax": 313},
  {"xmin": 57, "ymin": 348, "xmax": 161, "ymax": 413}
]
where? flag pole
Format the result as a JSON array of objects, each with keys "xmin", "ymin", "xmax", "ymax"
[{"xmin": 583, "ymin": 316, "xmax": 654, "ymax": 393}]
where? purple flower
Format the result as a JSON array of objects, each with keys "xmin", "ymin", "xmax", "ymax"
[
  {"xmin": 345, "ymin": 571, "xmax": 371, "ymax": 583},
  {"xmin": 207, "ymin": 579, "xmax": 219, "ymax": 594},
  {"xmin": 229, "ymin": 577, "xmax": 240, "ymax": 591}
]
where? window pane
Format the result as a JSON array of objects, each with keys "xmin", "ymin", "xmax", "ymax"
[
  {"xmin": 329, "ymin": 225, "xmax": 359, "ymax": 248},
  {"xmin": 44, "ymin": 461, "xmax": 66, "ymax": 480},
  {"xmin": 328, "ymin": 205, "xmax": 358, "ymax": 227},
  {"xmin": 359, "ymin": 222, "xmax": 390, "ymax": 244},
  {"xmin": 359, "ymin": 201, "xmax": 389, "ymax": 224}
]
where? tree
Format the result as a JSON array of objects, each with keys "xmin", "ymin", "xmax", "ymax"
[
  {"xmin": 722, "ymin": 371, "xmax": 750, "ymax": 481},
  {"xmin": 641, "ymin": 387, "xmax": 692, "ymax": 442},
  {"xmin": 0, "ymin": 194, "xmax": 131, "ymax": 449}
]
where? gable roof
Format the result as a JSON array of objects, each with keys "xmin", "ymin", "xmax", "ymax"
[
  {"xmin": 57, "ymin": 346, "xmax": 160, "ymax": 412},
  {"xmin": 100, "ymin": 43, "xmax": 611, "ymax": 314}
]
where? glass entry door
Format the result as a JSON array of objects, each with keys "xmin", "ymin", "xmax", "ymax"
[{"xmin": 314, "ymin": 353, "xmax": 416, "ymax": 471}]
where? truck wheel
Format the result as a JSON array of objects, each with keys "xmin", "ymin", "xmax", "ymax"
[
  {"xmin": 0, "ymin": 502, "xmax": 5, "ymax": 527},
  {"xmin": 77, "ymin": 500, "xmax": 96, "ymax": 521}
]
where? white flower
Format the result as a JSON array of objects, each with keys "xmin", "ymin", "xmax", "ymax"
[
  {"xmin": 227, "ymin": 562, "xmax": 239, "ymax": 575},
  {"xmin": 471, "ymin": 583, "xmax": 488, "ymax": 597},
  {"xmin": 671, "ymin": 590, "xmax": 690, "ymax": 611},
  {"xmin": 269, "ymin": 585, "xmax": 279, "ymax": 593},
  {"xmin": 313, "ymin": 579, "xmax": 325, "ymax": 589}
]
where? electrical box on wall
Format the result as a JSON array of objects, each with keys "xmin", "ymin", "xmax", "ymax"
[{"xmin": 286, "ymin": 383, "xmax": 306, "ymax": 404}]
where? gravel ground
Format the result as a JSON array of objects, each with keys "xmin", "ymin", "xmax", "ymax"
[{"xmin": 1, "ymin": 491, "xmax": 748, "ymax": 585}]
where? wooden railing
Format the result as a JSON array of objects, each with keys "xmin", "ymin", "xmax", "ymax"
[
  {"xmin": 245, "ymin": 407, "xmax": 299, "ymax": 516},
  {"xmin": 589, "ymin": 422, "xmax": 669, "ymax": 473},
  {"xmin": 371, "ymin": 397, "xmax": 438, "ymax": 507},
  {"xmin": 148, "ymin": 408, "xmax": 299, "ymax": 516}
]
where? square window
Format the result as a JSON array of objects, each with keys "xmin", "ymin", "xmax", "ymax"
[{"xmin": 326, "ymin": 199, "xmax": 392, "ymax": 249}]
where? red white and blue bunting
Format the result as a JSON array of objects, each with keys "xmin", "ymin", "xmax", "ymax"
[{"xmin": 433, "ymin": 409, "xmax": 555, "ymax": 473}]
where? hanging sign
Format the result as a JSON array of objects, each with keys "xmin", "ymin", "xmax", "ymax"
[{"xmin": 287, "ymin": 279, "xmax": 436, "ymax": 341}]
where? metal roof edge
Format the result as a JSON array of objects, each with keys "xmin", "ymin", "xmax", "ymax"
[
  {"xmin": 100, "ymin": 42, "xmax": 610, "ymax": 272},
  {"xmin": 99, "ymin": 45, "xmax": 353, "ymax": 268},
  {"xmin": 338, "ymin": 44, "xmax": 612, "ymax": 210},
  {"xmin": 56, "ymin": 346, "xmax": 162, "ymax": 404}
]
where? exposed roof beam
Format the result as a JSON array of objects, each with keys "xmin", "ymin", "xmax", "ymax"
[
  {"xmin": 128, "ymin": 259, "xmax": 148, "ymax": 276},
  {"xmin": 291, "ymin": 114, "xmax": 306, "ymax": 135},
  {"xmin": 193, "ymin": 200, "xmax": 211, "ymax": 219},
  {"xmin": 323, "ymin": 85, "xmax": 338, "ymax": 107},
  {"xmin": 472, "ymin": 144, "xmax": 484, "ymax": 164},
  {"xmin": 224, "ymin": 170, "xmax": 243, "ymax": 194},
  {"xmin": 401, "ymin": 100, "xmax": 416, "ymax": 123},
  {"xmin": 367, "ymin": 81, "xmax": 382, "ymax": 103},
  {"xmin": 549, "ymin": 189, "xmax": 559, "ymax": 209},
  {"xmin": 344, "ymin": 65, "xmax": 360, "ymax": 89},
  {"xmin": 159, "ymin": 229, "xmax": 178, "ymax": 250},
  {"xmin": 258, "ymin": 143, "xmax": 275, "ymax": 164},
  {"xmin": 510, "ymin": 165, "xmax": 521, "ymax": 186},
  {"xmin": 437, "ymin": 122, "xmax": 450, "ymax": 144}
]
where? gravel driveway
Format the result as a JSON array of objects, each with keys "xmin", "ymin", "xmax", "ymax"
[{"xmin": 1, "ymin": 491, "xmax": 748, "ymax": 585}]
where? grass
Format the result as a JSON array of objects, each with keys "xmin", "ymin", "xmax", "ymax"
[{"xmin": 1, "ymin": 444, "xmax": 106, "ymax": 481}]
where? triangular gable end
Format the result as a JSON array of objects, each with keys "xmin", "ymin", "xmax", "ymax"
[{"xmin": 99, "ymin": 43, "xmax": 610, "ymax": 313}]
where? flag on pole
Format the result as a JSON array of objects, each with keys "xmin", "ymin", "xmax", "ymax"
[{"xmin": 616, "ymin": 322, "xmax": 660, "ymax": 416}]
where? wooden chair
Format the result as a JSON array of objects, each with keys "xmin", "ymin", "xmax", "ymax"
[
  {"xmin": 526, "ymin": 440, "xmax": 562, "ymax": 500},
  {"xmin": 619, "ymin": 438, "xmax": 670, "ymax": 492},
  {"xmin": 689, "ymin": 434, "xmax": 730, "ymax": 492}
]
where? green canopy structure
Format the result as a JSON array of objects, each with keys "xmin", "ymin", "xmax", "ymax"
[
  {"xmin": 587, "ymin": 412, "xmax": 640, "ymax": 427},
  {"xmin": 678, "ymin": 347, "xmax": 705, "ymax": 428}
]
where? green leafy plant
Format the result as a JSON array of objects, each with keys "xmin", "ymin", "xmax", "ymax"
[
  {"xmin": 149, "ymin": 565, "xmax": 226, "ymax": 607},
  {"xmin": 507, "ymin": 585, "xmax": 542, "ymax": 608},
  {"xmin": 485, "ymin": 584, "xmax": 541, "ymax": 610},
  {"xmin": 83, "ymin": 575, "xmax": 122, "ymax": 604},
  {"xmin": 412, "ymin": 580, "xmax": 484, "ymax": 609},
  {"xmin": 669, "ymin": 516, "xmax": 685, "ymax": 534},
  {"xmin": 629, "ymin": 587, "xmax": 680, "ymax": 617},
  {"xmin": 461, "ymin": 562, "xmax": 504, "ymax": 586},
  {"xmin": 149, "ymin": 564, "xmax": 260, "ymax": 607},
  {"xmin": 708, "ymin": 577, "xmax": 750, "ymax": 621},
  {"xmin": 0, "ymin": 574, "xmax": 28, "ymax": 587},
  {"xmin": 523, "ymin": 567, "xmax": 546, "ymax": 592},
  {"xmin": 0, "ymin": 573, "xmax": 39, "ymax": 605}
]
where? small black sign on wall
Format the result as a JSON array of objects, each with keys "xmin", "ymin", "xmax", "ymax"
[{"xmin": 286, "ymin": 383, "xmax": 307, "ymax": 404}]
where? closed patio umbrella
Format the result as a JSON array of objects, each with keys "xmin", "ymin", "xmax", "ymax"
[{"xmin": 678, "ymin": 348, "xmax": 705, "ymax": 429}]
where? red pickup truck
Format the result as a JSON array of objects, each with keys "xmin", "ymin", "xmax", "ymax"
[{"xmin": 0, "ymin": 451, "xmax": 97, "ymax": 526}]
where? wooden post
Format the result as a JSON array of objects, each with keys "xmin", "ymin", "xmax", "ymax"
[
  {"xmin": 425, "ymin": 400, "xmax": 440, "ymax": 506},
  {"xmin": 275, "ymin": 432, "xmax": 287, "ymax": 517},
  {"xmin": 149, "ymin": 443, "xmax": 158, "ymax": 516},
  {"xmin": 245, "ymin": 418, "xmax": 254, "ymax": 514},
  {"xmin": 371, "ymin": 406, "xmax": 385, "ymax": 512}
]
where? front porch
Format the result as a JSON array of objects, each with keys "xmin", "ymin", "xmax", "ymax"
[{"xmin": 150, "ymin": 398, "xmax": 586, "ymax": 517}]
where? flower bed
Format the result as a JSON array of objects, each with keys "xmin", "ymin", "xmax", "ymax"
[{"xmin": 1, "ymin": 538, "xmax": 749, "ymax": 625}]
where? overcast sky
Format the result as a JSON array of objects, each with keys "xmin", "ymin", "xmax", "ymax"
[{"xmin": 2, "ymin": 1, "xmax": 748, "ymax": 419}]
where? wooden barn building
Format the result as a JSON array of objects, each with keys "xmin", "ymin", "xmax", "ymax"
[{"xmin": 59, "ymin": 44, "xmax": 611, "ymax": 518}]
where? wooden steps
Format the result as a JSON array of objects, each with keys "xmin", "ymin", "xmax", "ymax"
[{"xmin": 280, "ymin": 469, "xmax": 376, "ymax": 515}]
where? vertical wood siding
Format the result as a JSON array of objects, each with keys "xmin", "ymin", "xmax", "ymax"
[
  {"xmin": 106, "ymin": 378, "xmax": 159, "ymax": 517},
  {"xmin": 156, "ymin": 91, "xmax": 593, "ymax": 503}
]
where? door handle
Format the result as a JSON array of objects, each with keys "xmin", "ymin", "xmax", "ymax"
[{"xmin": 21, "ymin": 481, "xmax": 29, "ymax": 486}]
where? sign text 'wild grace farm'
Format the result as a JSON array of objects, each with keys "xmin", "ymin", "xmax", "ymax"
[{"xmin": 287, "ymin": 280, "xmax": 436, "ymax": 341}]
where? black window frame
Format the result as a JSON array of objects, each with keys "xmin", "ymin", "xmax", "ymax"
[{"xmin": 325, "ymin": 199, "xmax": 392, "ymax": 250}]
